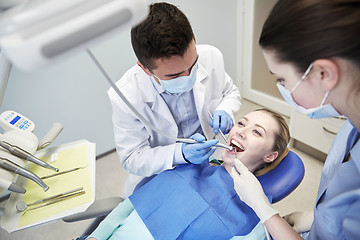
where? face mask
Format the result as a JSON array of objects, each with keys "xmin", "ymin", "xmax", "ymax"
[
  {"xmin": 277, "ymin": 63, "xmax": 340, "ymax": 119},
  {"xmin": 153, "ymin": 63, "xmax": 198, "ymax": 94}
]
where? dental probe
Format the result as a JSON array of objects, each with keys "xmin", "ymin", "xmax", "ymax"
[
  {"xmin": 16, "ymin": 187, "xmax": 84, "ymax": 212},
  {"xmin": 22, "ymin": 190, "xmax": 85, "ymax": 215},
  {"xmin": 207, "ymin": 111, "xmax": 228, "ymax": 143},
  {"xmin": 0, "ymin": 140, "xmax": 59, "ymax": 172},
  {"xmin": 233, "ymin": 148, "xmax": 239, "ymax": 173},
  {"xmin": 41, "ymin": 167, "xmax": 85, "ymax": 179},
  {"xmin": 0, "ymin": 157, "xmax": 49, "ymax": 191}
]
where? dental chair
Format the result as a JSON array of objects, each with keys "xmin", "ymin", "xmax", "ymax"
[{"xmin": 63, "ymin": 150, "xmax": 305, "ymax": 237}]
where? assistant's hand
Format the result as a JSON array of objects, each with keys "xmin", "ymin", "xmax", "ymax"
[
  {"xmin": 231, "ymin": 158, "xmax": 278, "ymax": 223},
  {"xmin": 209, "ymin": 110, "xmax": 233, "ymax": 135},
  {"xmin": 182, "ymin": 133, "xmax": 218, "ymax": 164},
  {"xmin": 283, "ymin": 211, "xmax": 314, "ymax": 233}
]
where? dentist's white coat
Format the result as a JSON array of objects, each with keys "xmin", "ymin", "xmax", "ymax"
[{"xmin": 108, "ymin": 45, "xmax": 241, "ymax": 197}]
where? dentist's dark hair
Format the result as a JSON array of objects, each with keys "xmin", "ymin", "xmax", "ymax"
[
  {"xmin": 131, "ymin": 2, "xmax": 195, "ymax": 71},
  {"xmin": 259, "ymin": 0, "xmax": 360, "ymax": 73}
]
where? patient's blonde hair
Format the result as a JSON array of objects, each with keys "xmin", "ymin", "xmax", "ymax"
[{"xmin": 253, "ymin": 108, "xmax": 290, "ymax": 176}]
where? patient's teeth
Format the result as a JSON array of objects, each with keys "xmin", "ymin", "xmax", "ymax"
[{"xmin": 231, "ymin": 140, "xmax": 244, "ymax": 150}]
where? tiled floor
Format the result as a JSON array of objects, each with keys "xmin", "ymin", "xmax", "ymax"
[{"xmin": 0, "ymin": 100, "xmax": 324, "ymax": 239}]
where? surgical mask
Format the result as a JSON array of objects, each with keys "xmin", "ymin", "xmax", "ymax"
[
  {"xmin": 277, "ymin": 63, "xmax": 340, "ymax": 119},
  {"xmin": 153, "ymin": 63, "xmax": 198, "ymax": 94}
]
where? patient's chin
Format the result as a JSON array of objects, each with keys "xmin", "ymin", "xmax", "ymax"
[{"xmin": 221, "ymin": 152, "xmax": 234, "ymax": 165}]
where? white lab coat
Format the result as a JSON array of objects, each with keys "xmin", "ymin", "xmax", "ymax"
[{"xmin": 108, "ymin": 44, "xmax": 241, "ymax": 198}]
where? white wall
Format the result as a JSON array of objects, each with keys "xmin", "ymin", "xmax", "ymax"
[{"xmin": 0, "ymin": 0, "xmax": 238, "ymax": 155}]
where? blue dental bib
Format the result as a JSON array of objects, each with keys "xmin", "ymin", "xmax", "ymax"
[{"xmin": 129, "ymin": 163, "xmax": 262, "ymax": 240}]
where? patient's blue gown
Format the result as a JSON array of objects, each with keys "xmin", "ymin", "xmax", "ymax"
[{"xmin": 88, "ymin": 162, "xmax": 268, "ymax": 239}]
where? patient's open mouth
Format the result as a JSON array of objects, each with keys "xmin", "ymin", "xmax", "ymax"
[{"xmin": 230, "ymin": 139, "xmax": 245, "ymax": 152}]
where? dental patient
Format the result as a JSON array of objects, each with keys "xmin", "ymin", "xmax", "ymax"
[{"xmin": 84, "ymin": 108, "xmax": 290, "ymax": 240}]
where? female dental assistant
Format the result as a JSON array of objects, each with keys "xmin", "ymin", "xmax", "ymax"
[{"xmin": 231, "ymin": 0, "xmax": 360, "ymax": 239}]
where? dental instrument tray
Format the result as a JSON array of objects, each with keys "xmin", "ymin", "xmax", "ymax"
[{"xmin": 0, "ymin": 140, "xmax": 96, "ymax": 233}]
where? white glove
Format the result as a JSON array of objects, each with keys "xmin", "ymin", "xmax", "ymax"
[
  {"xmin": 231, "ymin": 159, "xmax": 278, "ymax": 223},
  {"xmin": 283, "ymin": 211, "xmax": 314, "ymax": 233}
]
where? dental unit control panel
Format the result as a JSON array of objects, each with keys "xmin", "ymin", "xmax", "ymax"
[{"xmin": 0, "ymin": 110, "xmax": 35, "ymax": 133}]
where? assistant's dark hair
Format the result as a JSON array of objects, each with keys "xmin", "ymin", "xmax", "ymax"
[
  {"xmin": 131, "ymin": 2, "xmax": 195, "ymax": 70},
  {"xmin": 259, "ymin": 0, "xmax": 360, "ymax": 73}
]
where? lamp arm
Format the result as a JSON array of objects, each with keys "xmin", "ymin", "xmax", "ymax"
[{"xmin": 0, "ymin": 50, "xmax": 12, "ymax": 108}]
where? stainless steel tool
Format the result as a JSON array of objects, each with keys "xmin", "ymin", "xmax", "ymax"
[
  {"xmin": 41, "ymin": 167, "xmax": 85, "ymax": 180},
  {"xmin": 17, "ymin": 187, "xmax": 85, "ymax": 214},
  {"xmin": 207, "ymin": 111, "xmax": 228, "ymax": 144},
  {"xmin": 0, "ymin": 157, "xmax": 49, "ymax": 191},
  {"xmin": 0, "ymin": 140, "xmax": 59, "ymax": 172}
]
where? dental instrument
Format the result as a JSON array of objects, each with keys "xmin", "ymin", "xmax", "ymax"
[
  {"xmin": 22, "ymin": 190, "xmax": 85, "ymax": 215},
  {"xmin": 86, "ymin": 49, "xmax": 233, "ymax": 151},
  {"xmin": 207, "ymin": 111, "xmax": 228, "ymax": 143},
  {"xmin": 0, "ymin": 157, "xmax": 49, "ymax": 191},
  {"xmin": 0, "ymin": 140, "xmax": 59, "ymax": 172},
  {"xmin": 234, "ymin": 147, "xmax": 240, "ymax": 174},
  {"xmin": 216, "ymin": 143, "xmax": 232, "ymax": 151},
  {"xmin": 16, "ymin": 187, "xmax": 84, "ymax": 212},
  {"xmin": 41, "ymin": 167, "xmax": 85, "ymax": 180}
]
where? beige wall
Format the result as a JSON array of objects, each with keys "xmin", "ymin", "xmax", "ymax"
[{"xmin": 251, "ymin": 0, "xmax": 281, "ymax": 100}]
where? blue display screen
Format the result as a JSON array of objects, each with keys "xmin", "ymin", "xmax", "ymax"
[{"xmin": 10, "ymin": 115, "xmax": 21, "ymax": 125}]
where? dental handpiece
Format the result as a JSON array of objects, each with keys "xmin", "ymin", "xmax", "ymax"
[
  {"xmin": 0, "ymin": 157, "xmax": 49, "ymax": 191},
  {"xmin": 0, "ymin": 141, "xmax": 59, "ymax": 172},
  {"xmin": 216, "ymin": 143, "xmax": 233, "ymax": 151},
  {"xmin": 176, "ymin": 138, "xmax": 233, "ymax": 151}
]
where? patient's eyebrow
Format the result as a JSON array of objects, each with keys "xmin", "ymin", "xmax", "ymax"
[
  {"xmin": 239, "ymin": 117, "xmax": 249, "ymax": 123},
  {"xmin": 255, "ymin": 124, "xmax": 266, "ymax": 133}
]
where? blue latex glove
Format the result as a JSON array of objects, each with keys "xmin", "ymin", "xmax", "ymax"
[
  {"xmin": 182, "ymin": 133, "xmax": 219, "ymax": 164},
  {"xmin": 209, "ymin": 110, "xmax": 233, "ymax": 135}
]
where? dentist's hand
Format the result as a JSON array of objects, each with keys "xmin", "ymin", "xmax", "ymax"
[
  {"xmin": 182, "ymin": 133, "xmax": 218, "ymax": 164},
  {"xmin": 231, "ymin": 158, "xmax": 278, "ymax": 223},
  {"xmin": 283, "ymin": 211, "xmax": 314, "ymax": 233},
  {"xmin": 209, "ymin": 110, "xmax": 233, "ymax": 135}
]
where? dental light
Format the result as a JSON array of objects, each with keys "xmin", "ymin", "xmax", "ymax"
[{"xmin": 0, "ymin": 0, "xmax": 148, "ymax": 71}]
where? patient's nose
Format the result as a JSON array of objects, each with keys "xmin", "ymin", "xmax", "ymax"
[{"xmin": 236, "ymin": 129, "xmax": 246, "ymax": 139}]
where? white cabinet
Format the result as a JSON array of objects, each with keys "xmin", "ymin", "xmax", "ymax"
[{"xmin": 290, "ymin": 110, "xmax": 346, "ymax": 154}]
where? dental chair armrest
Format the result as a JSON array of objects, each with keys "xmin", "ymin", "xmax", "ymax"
[{"xmin": 62, "ymin": 197, "xmax": 124, "ymax": 222}]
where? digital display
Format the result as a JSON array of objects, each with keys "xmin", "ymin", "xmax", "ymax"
[{"xmin": 10, "ymin": 115, "xmax": 21, "ymax": 125}]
